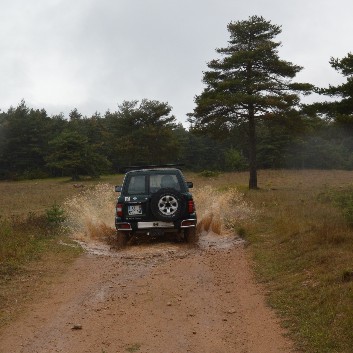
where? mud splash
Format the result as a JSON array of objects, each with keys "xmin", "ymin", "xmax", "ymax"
[
  {"xmin": 193, "ymin": 185, "xmax": 255, "ymax": 235},
  {"xmin": 62, "ymin": 183, "xmax": 255, "ymax": 256},
  {"xmin": 62, "ymin": 183, "xmax": 116, "ymax": 243}
]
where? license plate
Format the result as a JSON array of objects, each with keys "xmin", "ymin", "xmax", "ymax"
[
  {"xmin": 128, "ymin": 204, "xmax": 142, "ymax": 215},
  {"xmin": 138, "ymin": 221, "xmax": 174, "ymax": 229}
]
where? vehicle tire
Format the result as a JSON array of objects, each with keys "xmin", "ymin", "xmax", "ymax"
[
  {"xmin": 150, "ymin": 188, "xmax": 185, "ymax": 222},
  {"xmin": 116, "ymin": 231, "xmax": 128, "ymax": 249},
  {"xmin": 184, "ymin": 227, "xmax": 199, "ymax": 245}
]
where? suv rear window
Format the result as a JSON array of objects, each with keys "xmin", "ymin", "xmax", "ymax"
[
  {"xmin": 125, "ymin": 173, "xmax": 182, "ymax": 195},
  {"xmin": 127, "ymin": 175, "xmax": 147, "ymax": 195},
  {"xmin": 150, "ymin": 174, "xmax": 181, "ymax": 192}
]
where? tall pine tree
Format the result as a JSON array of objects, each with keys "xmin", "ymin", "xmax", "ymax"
[{"xmin": 188, "ymin": 16, "xmax": 312, "ymax": 188}]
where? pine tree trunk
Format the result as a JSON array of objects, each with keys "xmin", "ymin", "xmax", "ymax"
[{"xmin": 248, "ymin": 106, "xmax": 258, "ymax": 189}]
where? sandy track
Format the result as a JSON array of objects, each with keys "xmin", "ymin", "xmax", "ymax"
[{"xmin": 0, "ymin": 235, "xmax": 296, "ymax": 353}]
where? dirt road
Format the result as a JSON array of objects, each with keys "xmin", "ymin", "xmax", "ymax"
[{"xmin": 0, "ymin": 233, "xmax": 296, "ymax": 353}]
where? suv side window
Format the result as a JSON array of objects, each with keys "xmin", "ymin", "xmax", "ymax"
[{"xmin": 127, "ymin": 175, "xmax": 147, "ymax": 195}]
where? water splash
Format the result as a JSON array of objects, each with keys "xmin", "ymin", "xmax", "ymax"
[
  {"xmin": 193, "ymin": 185, "xmax": 255, "ymax": 235},
  {"xmin": 62, "ymin": 183, "xmax": 116, "ymax": 243}
]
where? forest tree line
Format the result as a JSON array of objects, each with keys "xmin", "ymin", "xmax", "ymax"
[
  {"xmin": 0, "ymin": 16, "xmax": 352, "ymax": 181},
  {"xmin": 0, "ymin": 96, "xmax": 352, "ymax": 181}
]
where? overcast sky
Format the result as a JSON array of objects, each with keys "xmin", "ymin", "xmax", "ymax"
[{"xmin": 0, "ymin": 0, "xmax": 352, "ymax": 125}]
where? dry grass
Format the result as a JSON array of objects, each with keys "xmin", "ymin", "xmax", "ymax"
[
  {"xmin": 240, "ymin": 170, "xmax": 353, "ymax": 353},
  {"xmin": 0, "ymin": 175, "xmax": 124, "ymax": 217}
]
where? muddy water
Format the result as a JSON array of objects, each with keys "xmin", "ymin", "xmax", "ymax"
[{"xmin": 62, "ymin": 183, "xmax": 253, "ymax": 257}]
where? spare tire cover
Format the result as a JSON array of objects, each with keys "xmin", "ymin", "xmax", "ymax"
[{"xmin": 151, "ymin": 188, "xmax": 185, "ymax": 222}]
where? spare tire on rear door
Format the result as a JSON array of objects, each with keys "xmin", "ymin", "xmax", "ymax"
[{"xmin": 151, "ymin": 188, "xmax": 185, "ymax": 222}]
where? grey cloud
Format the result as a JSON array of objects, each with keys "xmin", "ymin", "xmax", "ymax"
[{"xmin": 0, "ymin": 0, "xmax": 352, "ymax": 123}]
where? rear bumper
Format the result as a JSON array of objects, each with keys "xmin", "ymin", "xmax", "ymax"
[{"xmin": 116, "ymin": 218, "xmax": 197, "ymax": 232}]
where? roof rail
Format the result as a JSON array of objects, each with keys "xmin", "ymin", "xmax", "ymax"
[{"xmin": 120, "ymin": 163, "xmax": 184, "ymax": 172}]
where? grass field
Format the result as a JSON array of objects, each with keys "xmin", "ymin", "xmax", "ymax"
[
  {"xmin": 1, "ymin": 170, "xmax": 353, "ymax": 352},
  {"xmin": 242, "ymin": 170, "xmax": 353, "ymax": 353}
]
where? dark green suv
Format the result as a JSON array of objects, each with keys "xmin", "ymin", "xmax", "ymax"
[{"xmin": 115, "ymin": 167, "xmax": 197, "ymax": 247}]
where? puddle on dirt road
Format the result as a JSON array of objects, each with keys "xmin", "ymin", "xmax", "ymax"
[
  {"xmin": 75, "ymin": 240, "xmax": 190, "ymax": 258},
  {"xmin": 198, "ymin": 231, "xmax": 244, "ymax": 250},
  {"xmin": 62, "ymin": 183, "xmax": 252, "ymax": 258},
  {"xmin": 74, "ymin": 234, "xmax": 244, "ymax": 258}
]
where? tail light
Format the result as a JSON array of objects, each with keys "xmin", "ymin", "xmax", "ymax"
[
  {"xmin": 116, "ymin": 203, "xmax": 123, "ymax": 217},
  {"xmin": 188, "ymin": 199, "xmax": 195, "ymax": 214}
]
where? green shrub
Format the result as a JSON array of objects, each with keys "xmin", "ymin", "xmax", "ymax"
[
  {"xmin": 46, "ymin": 203, "xmax": 66, "ymax": 226},
  {"xmin": 224, "ymin": 148, "xmax": 248, "ymax": 171}
]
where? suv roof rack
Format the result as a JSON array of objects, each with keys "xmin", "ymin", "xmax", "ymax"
[{"xmin": 121, "ymin": 163, "xmax": 184, "ymax": 172}]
